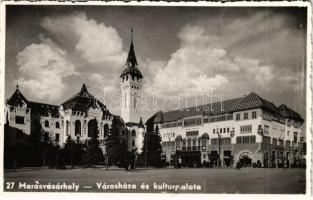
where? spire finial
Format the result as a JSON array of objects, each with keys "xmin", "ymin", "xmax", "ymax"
[
  {"xmin": 16, "ymin": 83, "xmax": 19, "ymax": 90},
  {"xmin": 81, "ymin": 83, "xmax": 87, "ymax": 92},
  {"xmin": 131, "ymin": 27, "xmax": 133, "ymax": 43}
]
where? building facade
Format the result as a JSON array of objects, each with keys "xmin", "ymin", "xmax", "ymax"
[{"xmin": 146, "ymin": 92, "xmax": 305, "ymax": 168}]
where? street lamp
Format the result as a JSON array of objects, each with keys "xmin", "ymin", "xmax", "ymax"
[
  {"xmin": 144, "ymin": 131, "xmax": 148, "ymax": 170},
  {"xmin": 257, "ymin": 125, "xmax": 264, "ymax": 136},
  {"xmin": 230, "ymin": 128, "xmax": 235, "ymax": 138},
  {"xmin": 217, "ymin": 128, "xmax": 221, "ymax": 167}
]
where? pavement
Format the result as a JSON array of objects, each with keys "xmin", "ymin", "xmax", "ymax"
[{"xmin": 4, "ymin": 167, "xmax": 306, "ymax": 193}]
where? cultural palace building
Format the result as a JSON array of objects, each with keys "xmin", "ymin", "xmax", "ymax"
[
  {"xmin": 5, "ymin": 30, "xmax": 306, "ymax": 168},
  {"xmin": 146, "ymin": 92, "xmax": 305, "ymax": 167}
]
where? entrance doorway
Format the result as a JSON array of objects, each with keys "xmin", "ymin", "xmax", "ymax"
[
  {"xmin": 239, "ymin": 152, "xmax": 252, "ymax": 167},
  {"xmin": 223, "ymin": 150, "xmax": 232, "ymax": 167},
  {"xmin": 181, "ymin": 151, "xmax": 201, "ymax": 167}
]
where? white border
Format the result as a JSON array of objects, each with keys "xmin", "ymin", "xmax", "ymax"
[{"xmin": 0, "ymin": 1, "xmax": 311, "ymax": 200}]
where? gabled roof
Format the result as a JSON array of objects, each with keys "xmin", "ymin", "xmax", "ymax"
[
  {"xmin": 62, "ymin": 84, "xmax": 110, "ymax": 115},
  {"xmin": 7, "ymin": 87, "xmax": 29, "ymax": 107},
  {"xmin": 230, "ymin": 92, "xmax": 280, "ymax": 115},
  {"xmin": 146, "ymin": 111, "xmax": 163, "ymax": 125},
  {"xmin": 278, "ymin": 104, "xmax": 304, "ymax": 122},
  {"xmin": 145, "ymin": 92, "xmax": 304, "ymax": 124}
]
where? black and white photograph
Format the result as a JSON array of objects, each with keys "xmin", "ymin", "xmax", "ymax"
[{"xmin": 1, "ymin": 1, "xmax": 311, "ymax": 196}]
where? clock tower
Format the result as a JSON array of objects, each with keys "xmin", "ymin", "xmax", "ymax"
[{"xmin": 120, "ymin": 29, "xmax": 143, "ymax": 124}]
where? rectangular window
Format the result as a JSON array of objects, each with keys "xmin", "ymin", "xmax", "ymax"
[
  {"xmin": 236, "ymin": 114, "xmax": 240, "ymax": 121},
  {"xmin": 294, "ymin": 132, "xmax": 298, "ymax": 143},
  {"xmin": 236, "ymin": 136, "xmax": 256, "ymax": 144},
  {"xmin": 244, "ymin": 113, "xmax": 248, "ymax": 119},
  {"xmin": 55, "ymin": 133, "xmax": 60, "ymax": 142},
  {"xmin": 15, "ymin": 116, "xmax": 25, "ymax": 124},
  {"xmin": 227, "ymin": 128, "xmax": 229, "ymax": 133},
  {"xmin": 211, "ymin": 138, "xmax": 218, "ymax": 145},
  {"xmin": 220, "ymin": 128, "xmax": 222, "ymax": 134},
  {"xmin": 222, "ymin": 137, "xmax": 231, "ymax": 144},
  {"xmin": 272, "ymin": 138, "xmax": 277, "ymax": 146},
  {"xmin": 186, "ymin": 131, "xmax": 199, "ymax": 137},
  {"xmin": 223, "ymin": 128, "xmax": 226, "ymax": 133},
  {"xmin": 252, "ymin": 111, "xmax": 257, "ymax": 119},
  {"xmin": 213, "ymin": 129, "xmax": 215, "ymax": 134},
  {"xmin": 240, "ymin": 125, "xmax": 252, "ymax": 133}
]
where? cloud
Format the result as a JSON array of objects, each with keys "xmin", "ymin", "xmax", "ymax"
[
  {"xmin": 40, "ymin": 11, "xmax": 126, "ymax": 65},
  {"xmin": 16, "ymin": 38, "xmax": 77, "ymax": 101},
  {"xmin": 145, "ymin": 11, "xmax": 303, "ymax": 103},
  {"xmin": 16, "ymin": 12, "xmax": 127, "ymax": 103}
]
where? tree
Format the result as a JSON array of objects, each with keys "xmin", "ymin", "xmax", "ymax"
[
  {"xmin": 63, "ymin": 135, "xmax": 74, "ymax": 168},
  {"xmin": 150, "ymin": 125, "xmax": 162, "ymax": 167},
  {"xmin": 41, "ymin": 131, "xmax": 59, "ymax": 168},
  {"xmin": 63, "ymin": 135, "xmax": 85, "ymax": 167},
  {"xmin": 141, "ymin": 124, "xmax": 163, "ymax": 167},
  {"xmin": 82, "ymin": 119, "xmax": 104, "ymax": 165},
  {"xmin": 105, "ymin": 117, "xmax": 128, "ymax": 168}
]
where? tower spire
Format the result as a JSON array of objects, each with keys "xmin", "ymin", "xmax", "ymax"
[{"xmin": 125, "ymin": 28, "xmax": 138, "ymax": 68}]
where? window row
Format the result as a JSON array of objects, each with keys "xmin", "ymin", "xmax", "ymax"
[
  {"xmin": 213, "ymin": 127, "xmax": 230, "ymax": 134},
  {"xmin": 184, "ymin": 118, "xmax": 202, "ymax": 127},
  {"xmin": 240, "ymin": 125, "xmax": 252, "ymax": 133},
  {"xmin": 186, "ymin": 131, "xmax": 199, "ymax": 137},
  {"xmin": 161, "ymin": 121, "xmax": 183, "ymax": 128},
  {"xmin": 211, "ymin": 137, "xmax": 231, "ymax": 145},
  {"xmin": 44, "ymin": 120, "xmax": 60, "ymax": 129},
  {"xmin": 236, "ymin": 111, "xmax": 257, "ymax": 121},
  {"xmin": 204, "ymin": 114, "xmax": 233, "ymax": 123},
  {"xmin": 236, "ymin": 136, "xmax": 256, "ymax": 144}
]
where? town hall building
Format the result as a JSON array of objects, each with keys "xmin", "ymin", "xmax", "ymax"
[{"xmin": 5, "ymin": 30, "xmax": 145, "ymax": 155}]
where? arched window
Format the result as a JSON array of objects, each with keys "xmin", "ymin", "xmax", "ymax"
[
  {"xmin": 45, "ymin": 120, "xmax": 49, "ymax": 128},
  {"xmin": 75, "ymin": 120, "xmax": 81, "ymax": 136},
  {"xmin": 103, "ymin": 124, "xmax": 109, "ymax": 139},
  {"xmin": 175, "ymin": 135, "xmax": 183, "ymax": 141},
  {"xmin": 55, "ymin": 122, "xmax": 60, "ymax": 129},
  {"xmin": 88, "ymin": 119, "xmax": 98, "ymax": 137},
  {"xmin": 131, "ymin": 129, "xmax": 136, "ymax": 136},
  {"xmin": 200, "ymin": 133, "xmax": 210, "ymax": 139}
]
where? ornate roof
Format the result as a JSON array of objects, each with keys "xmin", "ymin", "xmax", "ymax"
[
  {"xmin": 146, "ymin": 92, "xmax": 304, "ymax": 124},
  {"xmin": 6, "ymin": 85, "xmax": 60, "ymax": 117},
  {"xmin": 7, "ymin": 86, "xmax": 29, "ymax": 107},
  {"xmin": 62, "ymin": 84, "xmax": 112, "ymax": 116},
  {"xmin": 120, "ymin": 29, "xmax": 143, "ymax": 79}
]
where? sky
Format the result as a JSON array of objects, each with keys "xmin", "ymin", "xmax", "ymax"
[{"xmin": 5, "ymin": 5, "xmax": 307, "ymax": 121}]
